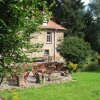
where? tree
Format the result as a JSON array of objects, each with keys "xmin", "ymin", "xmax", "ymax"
[
  {"xmin": 0, "ymin": 0, "xmax": 50, "ymax": 84},
  {"xmin": 89, "ymin": 0, "xmax": 100, "ymax": 17},
  {"xmin": 83, "ymin": 1, "xmax": 100, "ymax": 53},
  {"xmin": 43, "ymin": 0, "xmax": 85, "ymax": 37},
  {"xmin": 92, "ymin": 17, "xmax": 100, "ymax": 52},
  {"xmin": 57, "ymin": 36, "xmax": 92, "ymax": 64},
  {"xmin": 83, "ymin": 11, "xmax": 97, "ymax": 50}
]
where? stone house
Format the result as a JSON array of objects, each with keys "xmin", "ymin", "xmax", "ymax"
[{"xmin": 29, "ymin": 20, "xmax": 66, "ymax": 62}]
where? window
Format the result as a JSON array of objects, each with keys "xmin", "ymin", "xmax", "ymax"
[
  {"xmin": 44, "ymin": 50, "xmax": 49, "ymax": 56},
  {"xmin": 47, "ymin": 32, "xmax": 52, "ymax": 43}
]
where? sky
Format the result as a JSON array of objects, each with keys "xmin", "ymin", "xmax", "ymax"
[{"xmin": 82, "ymin": 0, "xmax": 90, "ymax": 5}]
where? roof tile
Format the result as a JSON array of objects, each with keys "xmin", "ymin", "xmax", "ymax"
[{"xmin": 41, "ymin": 20, "xmax": 66, "ymax": 30}]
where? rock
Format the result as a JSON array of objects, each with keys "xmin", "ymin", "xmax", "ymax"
[
  {"xmin": 61, "ymin": 71, "xmax": 65, "ymax": 76},
  {"xmin": 29, "ymin": 71, "xmax": 34, "ymax": 76}
]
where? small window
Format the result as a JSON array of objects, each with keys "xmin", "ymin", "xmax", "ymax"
[
  {"xmin": 47, "ymin": 32, "xmax": 52, "ymax": 43},
  {"xmin": 44, "ymin": 50, "xmax": 49, "ymax": 56}
]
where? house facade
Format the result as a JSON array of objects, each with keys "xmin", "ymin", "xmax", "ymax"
[{"xmin": 30, "ymin": 20, "xmax": 66, "ymax": 62}]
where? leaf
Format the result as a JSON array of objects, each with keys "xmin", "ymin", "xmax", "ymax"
[{"xmin": 0, "ymin": 19, "xmax": 7, "ymax": 27}]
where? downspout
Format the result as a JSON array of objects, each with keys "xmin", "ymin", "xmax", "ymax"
[{"xmin": 54, "ymin": 29, "xmax": 56, "ymax": 62}]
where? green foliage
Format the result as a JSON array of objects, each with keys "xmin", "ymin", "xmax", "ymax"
[
  {"xmin": 44, "ymin": 0, "xmax": 85, "ymax": 37},
  {"xmin": 94, "ymin": 18, "xmax": 100, "ymax": 52},
  {"xmin": 97, "ymin": 55, "xmax": 100, "ymax": 65},
  {"xmin": 15, "ymin": 65, "xmax": 32, "ymax": 75},
  {"xmin": 44, "ymin": 0, "xmax": 100, "ymax": 53},
  {"xmin": 67, "ymin": 61, "xmax": 78, "ymax": 73},
  {"xmin": 81, "ymin": 54, "xmax": 100, "ymax": 72},
  {"xmin": 83, "ymin": 10, "xmax": 100, "ymax": 53},
  {"xmin": 89, "ymin": 0, "xmax": 100, "ymax": 17},
  {"xmin": 0, "ymin": 0, "xmax": 50, "ymax": 84},
  {"xmin": 57, "ymin": 36, "xmax": 92, "ymax": 64},
  {"xmin": 83, "ymin": 1, "xmax": 100, "ymax": 53},
  {"xmin": 84, "ymin": 63, "xmax": 100, "ymax": 72}
]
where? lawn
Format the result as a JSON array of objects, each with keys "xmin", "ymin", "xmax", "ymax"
[{"xmin": 0, "ymin": 72, "xmax": 100, "ymax": 100}]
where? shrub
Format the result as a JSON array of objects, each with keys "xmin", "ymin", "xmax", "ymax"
[
  {"xmin": 67, "ymin": 61, "xmax": 78, "ymax": 73},
  {"xmin": 84, "ymin": 63, "xmax": 100, "ymax": 72},
  {"xmin": 97, "ymin": 56, "xmax": 100, "ymax": 65},
  {"xmin": 57, "ymin": 36, "xmax": 92, "ymax": 64}
]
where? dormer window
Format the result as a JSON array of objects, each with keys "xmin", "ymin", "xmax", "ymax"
[{"xmin": 47, "ymin": 32, "xmax": 52, "ymax": 43}]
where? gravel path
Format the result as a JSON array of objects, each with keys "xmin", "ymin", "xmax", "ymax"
[{"xmin": 0, "ymin": 72, "xmax": 72, "ymax": 90}]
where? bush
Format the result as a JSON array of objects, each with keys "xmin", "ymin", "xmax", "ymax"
[
  {"xmin": 97, "ymin": 56, "xmax": 100, "ymax": 65},
  {"xmin": 84, "ymin": 63, "xmax": 100, "ymax": 72},
  {"xmin": 67, "ymin": 61, "xmax": 78, "ymax": 73},
  {"xmin": 57, "ymin": 36, "xmax": 92, "ymax": 64}
]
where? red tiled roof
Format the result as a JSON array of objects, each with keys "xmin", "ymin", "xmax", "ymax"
[{"xmin": 41, "ymin": 20, "xmax": 66, "ymax": 30}]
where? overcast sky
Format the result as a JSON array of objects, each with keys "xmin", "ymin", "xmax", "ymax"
[{"xmin": 82, "ymin": 0, "xmax": 90, "ymax": 5}]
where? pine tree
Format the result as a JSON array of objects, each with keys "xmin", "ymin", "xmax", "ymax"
[
  {"xmin": 83, "ymin": 0, "xmax": 100, "ymax": 52},
  {"xmin": 89, "ymin": 0, "xmax": 100, "ymax": 17}
]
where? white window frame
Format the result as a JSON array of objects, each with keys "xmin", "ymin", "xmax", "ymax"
[{"xmin": 47, "ymin": 32, "xmax": 52, "ymax": 43}]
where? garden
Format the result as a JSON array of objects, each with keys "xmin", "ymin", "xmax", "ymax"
[
  {"xmin": 0, "ymin": 72, "xmax": 100, "ymax": 100},
  {"xmin": 0, "ymin": 0, "xmax": 100, "ymax": 100}
]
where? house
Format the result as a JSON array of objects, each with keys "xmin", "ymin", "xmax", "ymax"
[{"xmin": 29, "ymin": 19, "xmax": 66, "ymax": 62}]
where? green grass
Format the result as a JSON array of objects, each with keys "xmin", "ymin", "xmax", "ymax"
[{"xmin": 0, "ymin": 72, "xmax": 100, "ymax": 100}]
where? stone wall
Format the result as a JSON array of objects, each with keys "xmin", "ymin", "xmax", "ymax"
[{"xmin": 29, "ymin": 29, "xmax": 64, "ymax": 62}]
